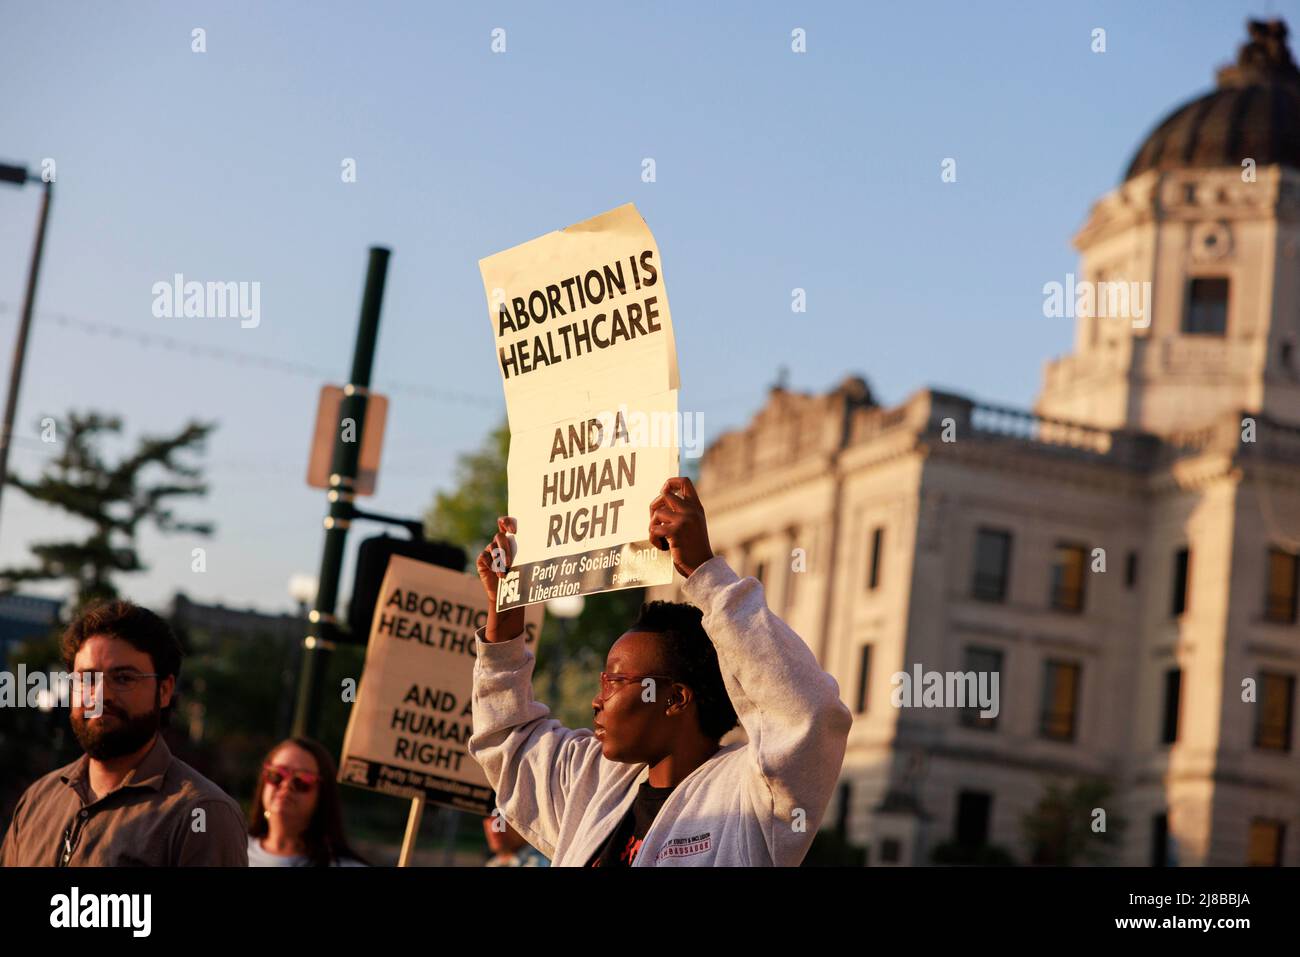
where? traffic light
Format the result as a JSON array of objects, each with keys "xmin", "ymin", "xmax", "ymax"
[{"xmin": 344, "ymin": 535, "xmax": 467, "ymax": 643}]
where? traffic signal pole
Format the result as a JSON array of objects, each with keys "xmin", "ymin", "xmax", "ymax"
[{"xmin": 292, "ymin": 246, "xmax": 390, "ymax": 739}]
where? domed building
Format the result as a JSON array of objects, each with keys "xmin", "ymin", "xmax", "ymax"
[
  {"xmin": 651, "ymin": 20, "xmax": 1300, "ymax": 866},
  {"xmin": 1038, "ymin": 16, "xmax": 1300, "ymax": 435}
]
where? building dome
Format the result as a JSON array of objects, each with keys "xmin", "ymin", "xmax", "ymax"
[{"xmin": 1124, "ymin": 19, "xmax": 1300, "ymax": 182}]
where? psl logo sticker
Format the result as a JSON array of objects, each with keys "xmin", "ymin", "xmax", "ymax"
[
  {"xmin": 499, "ymin": 570, "xmax": 521, "ymax": 604},
  {"xmin": 341, "ymin": 758, "xmax": 370, "ymax": 785}
]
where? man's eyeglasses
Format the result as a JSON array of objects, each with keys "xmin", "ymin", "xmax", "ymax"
[
  {"xmin": 262, "ymin": 763, "xmax": 321, "ymax": 793},
  {"xmin": 74, "ymin": 669, "xmax": 161, "ymax": 693},
  {"xmin": 597, "ymin": 672, "xmax": 679, "ymax": 702}
]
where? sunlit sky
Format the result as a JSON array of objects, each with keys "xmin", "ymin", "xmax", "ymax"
[{"xmin": 0, "ymin": 0, "xmax": 1294, "ymax": 612}]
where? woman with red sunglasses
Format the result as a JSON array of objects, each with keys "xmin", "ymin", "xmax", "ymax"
[{"xmin": 246, "ymin": 737, "xmax": 366, "ymax": 867}]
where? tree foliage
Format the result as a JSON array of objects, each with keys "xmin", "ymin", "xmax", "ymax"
[
  {"xmin": 0, "ymin": 411, "xmax": 215, "ymax": 608},
  {"xmin": 1021, "ymin": 776, "xmax": 1127, "ymax": 865},
  {"xmin": 424, "ymin": 421, "xmax": 510, "ymax": 553}
]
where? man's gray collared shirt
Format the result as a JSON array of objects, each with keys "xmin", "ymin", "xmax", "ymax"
[{"xmin": 0, "ymin": 735, "xmax": 248, "ymax": 866}]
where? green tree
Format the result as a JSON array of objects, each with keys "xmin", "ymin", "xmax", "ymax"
[
  {"xmin": 1021, "ymin": 776, "xmax": 1127, "ymax": 865},
  {"xmin": 0, "ymin": 411, "xmax": 215, "ymax": 608},
  {"xmin": 425, "ymin": 420, "xmax": 510, "ymax": 551}
]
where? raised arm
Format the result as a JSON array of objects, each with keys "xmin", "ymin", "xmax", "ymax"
[
  {"xmin": 652, "ymin": 478, "xmax": 853, "ymax": 866},
  {"xmin": 468, "ymin": 628, "xmax": 603, "ymax": 858},
  {"xmin": 683, "ymin": 557, "xmax": 852, "ymax": 864},
  {"xmin": 467, "ymin": 517, "xmax": 603, "ymax": 858}
]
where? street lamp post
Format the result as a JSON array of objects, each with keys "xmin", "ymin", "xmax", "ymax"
[
  {"xmin": 0, "ymin": 162, "xmax": 54, "ymax": 544},
  {"xmin": 288, "ymin": 572, "xmax": 318, "ymax": 618}
]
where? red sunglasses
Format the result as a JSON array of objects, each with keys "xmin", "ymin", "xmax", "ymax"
[{"xmin": 262, "ymin": 763, "xmax": 321, "ymax": 793}]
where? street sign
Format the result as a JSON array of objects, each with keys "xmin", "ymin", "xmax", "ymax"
[{"xmin": 306, "ymin": 384, "xmax": 388, "ymax": 496}]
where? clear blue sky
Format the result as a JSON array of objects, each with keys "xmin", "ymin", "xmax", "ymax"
[{"xmin": 0, "ymin": 0, "xmax": 1294, "ymax": 612}]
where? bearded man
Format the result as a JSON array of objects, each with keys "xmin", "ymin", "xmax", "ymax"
[{"xmin": 0, "ymin": 600, "xmax": 247, "ymax": 866}]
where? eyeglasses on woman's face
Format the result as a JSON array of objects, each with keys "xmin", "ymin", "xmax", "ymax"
[
  {"xmin": 596, "ymin": 672, "xmax": 679, "ymax": 703},
  {"xmin": 262, "ymin": 763, "xmax": 321, "ymax": 793}
]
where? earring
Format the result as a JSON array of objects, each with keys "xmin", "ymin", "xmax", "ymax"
[{"xmin": 263, "ymin": 809, "xmax": 271, "ymax": 820}]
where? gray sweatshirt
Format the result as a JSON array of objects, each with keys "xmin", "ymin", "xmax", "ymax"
[{"xmin": 469, "ymin": 555, "xmax": 853, "ymax": 866}]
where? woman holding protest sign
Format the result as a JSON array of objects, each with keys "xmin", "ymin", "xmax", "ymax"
[{"xmin": 469, "ymin": 476, "xmax": 852, "ymax": 867}]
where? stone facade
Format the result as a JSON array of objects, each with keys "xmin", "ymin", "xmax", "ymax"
[{"xmin": 649, "ymin": 22, "xmax": 1300, "ymax": 866}]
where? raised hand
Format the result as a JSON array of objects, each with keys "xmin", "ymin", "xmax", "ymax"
[
  {"xmin": 648, "ymin": 476, "xmax": 714, "ymax": 579},
  {"xmin": 477, "ymin": 516, "xmax": 525, "ymax": 642}
]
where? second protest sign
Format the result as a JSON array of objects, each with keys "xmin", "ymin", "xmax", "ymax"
[{"xmin": 338, "ymin": 555, "xmax": 544, "ymax": 815}]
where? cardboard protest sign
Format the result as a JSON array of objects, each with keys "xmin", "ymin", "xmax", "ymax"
[
  {"xmin": 338, "ymin": 555, "xmax": 544, "ymax": 815},
  {"xmin": 479, "ymin": 203, "xmax": 681, "ymax": 610}
]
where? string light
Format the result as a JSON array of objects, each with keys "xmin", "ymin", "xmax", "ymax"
[
  {"xmin": 0, "ymin": 303, "xmax": 747, "ymax": 479},
  {"xmin": 0, "ymin": 302, "xmax": 498, "ymax": 407},
  {"xmin": 0, "ymin": 301, "xmax": 757, "ymax": 413}
]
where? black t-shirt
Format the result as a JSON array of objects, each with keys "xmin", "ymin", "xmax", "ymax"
[{"xmin": 586, "ymin": 782, "xmax": 676, "ymax": 867}]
